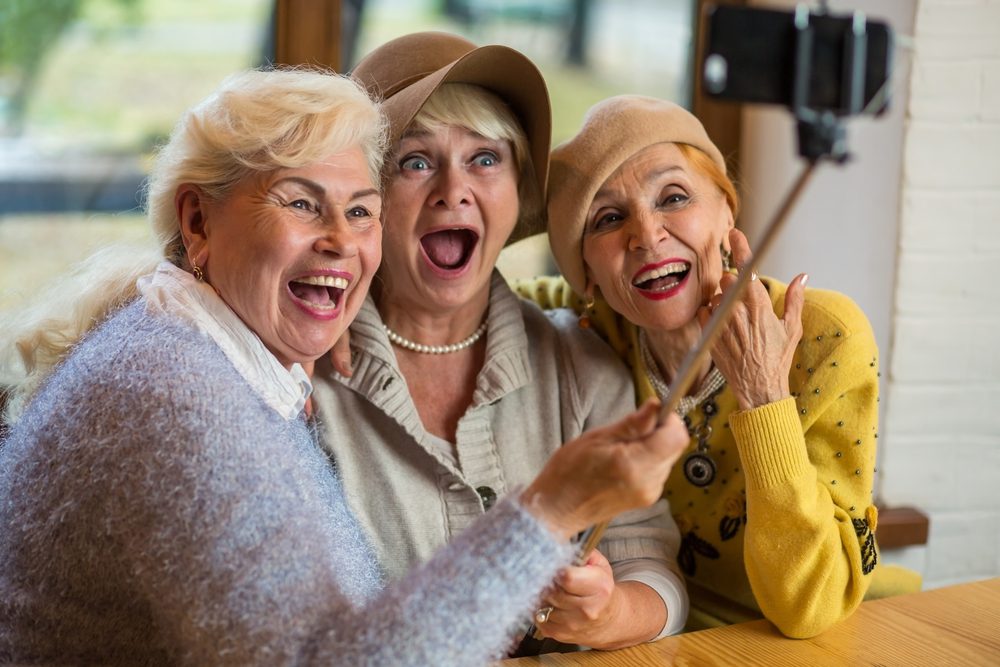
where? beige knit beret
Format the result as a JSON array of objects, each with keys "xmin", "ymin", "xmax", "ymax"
[{"xmin": 547, "ymin": 95, "xmax": 726, "ymax": 293}]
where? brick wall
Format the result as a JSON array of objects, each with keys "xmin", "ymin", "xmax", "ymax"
[{"xmin": 880, "ymin": 0, "xmax": 1000, "ymax": 588}]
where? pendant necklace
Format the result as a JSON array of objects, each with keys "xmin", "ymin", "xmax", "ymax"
[{"xmin": 639, "ymin": 329, "xmax": 726, "ymax": 487}]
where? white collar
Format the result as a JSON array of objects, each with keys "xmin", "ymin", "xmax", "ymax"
[{"xmin": 137, "ymin": 262, "xmax": 312, "ymax": 421}]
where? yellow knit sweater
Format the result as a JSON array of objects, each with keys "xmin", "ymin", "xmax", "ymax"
[{"xmin": 515, "ymin": 275, "xmax": 881, "ymax": 638}]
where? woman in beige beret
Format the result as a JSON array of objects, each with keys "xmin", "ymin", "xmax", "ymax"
[
  {"xmin": 521, "ymin": 95, "xmax": 884, "ymax": 638},
  {"xmin": 311, "ymin": 34, "xmax": 688, "ymax": 650}
]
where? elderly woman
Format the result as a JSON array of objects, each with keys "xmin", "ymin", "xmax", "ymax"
[
  {"xmin": 521, "ymin": 95, "xmax": 882, "ymax": 639},
  {"xmin": 312, "ymin": 33, "xmax": 686, "ymax": 649},
  {"xmin": 0, "ymin": 72, "xmax": 689, "ymax": 666}
]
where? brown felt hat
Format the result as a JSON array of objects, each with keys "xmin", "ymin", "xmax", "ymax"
[
  {"xmin": 547, "ymin": 95, "xmax": 726, "ymax": 293},
  {"xmin": 351, "ymin": 31, "xmax": 551, "ymax": 244}
]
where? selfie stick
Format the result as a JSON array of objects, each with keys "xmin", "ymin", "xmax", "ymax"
[{"xmin": 518, "ymin": 4, "xmax": 880, "ymax": 650}]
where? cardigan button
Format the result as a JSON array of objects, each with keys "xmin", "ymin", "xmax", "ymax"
[{"xmin": 476, "ymin": 486, "xmax": 497, "ymax": 510}]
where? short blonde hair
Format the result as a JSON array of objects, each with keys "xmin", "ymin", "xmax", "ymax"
[
  {"xmin": 405, "ymin": 83, "xmax": 541, "ymax": 239},
  {"xmin": 2, "ymin": 68, "xmax": 387, "ymax": 422}
]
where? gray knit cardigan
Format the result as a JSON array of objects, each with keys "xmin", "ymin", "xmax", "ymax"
[{"xmin": 0, "ymin": 300, "xmax": 573, "ymax": 666}]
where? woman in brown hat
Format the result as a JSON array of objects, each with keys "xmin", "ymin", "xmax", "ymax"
[
  {"xmin": 311, "ymin": 34, "xmax": 687, "ymax": 649},
  {"xmin": 524, "ymin": 95, "xmax": 884, "ymax": 638}
]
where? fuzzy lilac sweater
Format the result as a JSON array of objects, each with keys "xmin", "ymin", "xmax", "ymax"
[{"xmin": 0, "ymin": 300, "xmax": 573, "ymax": 666}]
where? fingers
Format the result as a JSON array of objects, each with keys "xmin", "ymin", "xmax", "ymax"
[
  {"xmin": 537, "ymin": 553, "xmax": 615, "ymax": 635},
  {"xmin": 329, "ymin": 329, "xmax": 353, "ymax": 377},
  {"xmin": 782, "ymin": 272, "xmax": 808, "ymax": 341},
  {"xmin": 729, "ymin": 228, "xmax": 753, "ymax": 275}
]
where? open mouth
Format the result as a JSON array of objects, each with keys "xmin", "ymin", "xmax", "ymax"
[
  {"xmin": 420, "ymin": 228, "xmax": 479, "ymax": 272},
  {"xmin": 632, "ymin": 261, "xmax": 691, "ymax": 293},
  {"xmin": 288, "ymin": 274, "xmax": 348, "ymax": 311}
]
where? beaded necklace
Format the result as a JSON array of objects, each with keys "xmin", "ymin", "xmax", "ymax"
[
  {"xmin": 383, "ymin": 320, "xmax": 487, "ymax": 355},
  {"xmin": 639, "ymin": 329, "xmax": 726, "ymax": 487}
]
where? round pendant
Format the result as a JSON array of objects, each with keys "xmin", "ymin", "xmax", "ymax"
[{"xmin": 683, "ymin": 452, "xmax": 717, "ymax": 487}]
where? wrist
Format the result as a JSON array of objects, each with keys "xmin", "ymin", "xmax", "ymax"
[
  {"xmin": 519, "ymin": 484, "xmax": 577, "ymax": 542},
  {"xmin": 740, "ymin": 380, "xmax": 791, "ymax": 411}
]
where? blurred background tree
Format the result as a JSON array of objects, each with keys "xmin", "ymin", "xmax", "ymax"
[{"xmin": 0, "ymin": 0, "xmax": 142, "ymax": 136}]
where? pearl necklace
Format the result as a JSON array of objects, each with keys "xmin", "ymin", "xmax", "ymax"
[
  {"xmin": 638, "ymin": 329, "xmax": 726, "ymax": 417},
  {"xmin": 383, "ymin": 320, "xmax": 488, "ymax": 354}
]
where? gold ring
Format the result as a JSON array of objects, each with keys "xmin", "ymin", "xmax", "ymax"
[{"xmin": 534, "ymin": 606, "xmax": 553, "ymax": 624}]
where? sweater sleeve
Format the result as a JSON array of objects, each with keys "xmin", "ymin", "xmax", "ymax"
[
  {"xmin": 95, "ymin": 327, "xmax": 574, "ymax": 666},
  {"xmin": 729, "ymin": 291, "xmax": 880, "ymax": 638}
]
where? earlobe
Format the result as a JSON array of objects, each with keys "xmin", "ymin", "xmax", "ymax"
[{"xmin": 176, "ymin": 185, "xmax": 209, "ymax": 269}]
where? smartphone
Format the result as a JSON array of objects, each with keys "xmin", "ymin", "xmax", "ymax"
[{"xmin": 702, "ymin": 4, "xmax": 893, "ymax": 116}]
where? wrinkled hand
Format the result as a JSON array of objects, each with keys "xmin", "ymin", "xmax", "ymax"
[
  {"xmin": 700, "ymin": 228, "xmax": 807, "ymax": 410},
  {"xmin": 328, "ymin": 328, "xmax": 353, "ymax": 377},
  {"xmin": 521, "ymin": 399, "xmax": 687, "ymax": 542},
  {"xmin": 536, "ymin": 549, "xmax": 661, "ymax": 649}
]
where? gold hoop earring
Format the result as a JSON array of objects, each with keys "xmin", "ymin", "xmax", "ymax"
[
  {"xmin": 192, "ymin": 264, "xmax": 204, "ymax": 282},
  {"xmin": 578, "ymin": 294, "xmax": 596, "ymax": 330}
]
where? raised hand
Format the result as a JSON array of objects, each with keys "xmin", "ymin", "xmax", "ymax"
[
  {"xmin": 700, "ymin": 228, "xmax": 807, "ymax": 411},
  {"xmin": 520, "ymin": 399, "xmax": 687, "ymax": 542}
]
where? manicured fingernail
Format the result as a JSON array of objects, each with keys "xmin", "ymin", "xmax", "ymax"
[{"xmin": 800, "ymin": 274, "xmax": 809, "ymax": 287}]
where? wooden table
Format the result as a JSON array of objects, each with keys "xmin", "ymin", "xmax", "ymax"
[{"xmin": 499, "ymin": 578, "xmax": 1000, "ymax": 666}]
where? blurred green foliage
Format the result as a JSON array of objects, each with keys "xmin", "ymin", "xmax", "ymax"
[{"xmin": 0, "ymin": 0, "xmax": 141, "ymax": 135}]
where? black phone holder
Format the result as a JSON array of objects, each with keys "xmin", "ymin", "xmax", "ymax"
[{"xmin": 791, "ymin": 5, "xmax": 869, "ymax": 162}]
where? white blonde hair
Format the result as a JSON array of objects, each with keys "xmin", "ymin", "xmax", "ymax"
[
  {"xmin": 1, "ymin": 68, "xmax": 387, "ymax": 423},
  {"xmin": 406, "ymin": 83, "xmax": 541, "ymax": 235}
]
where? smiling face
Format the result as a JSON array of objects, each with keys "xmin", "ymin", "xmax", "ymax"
[
  {"xmin": 379, "ymin": 124, "xmax": 519, "ymax": 313},
  {"xmin": 581, "ymin": 142, "xmax": 734, "ymax": 332},
  {"xmin": 179, "ymin": 146, "xmax": 382, "ymax": 368}
]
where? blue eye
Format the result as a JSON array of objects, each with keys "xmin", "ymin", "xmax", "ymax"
[
  {"xmin": 401, "ymin": 155, "xmax": 430, "ymax": 171},
  {"xmin": 473, "ymin": 152, "xmax": 499, "ymax": 167}
]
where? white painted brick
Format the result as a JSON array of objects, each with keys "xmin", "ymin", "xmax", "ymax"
[
  {"xmin": 984, "ymin": 61, "xmax": 1000, "ymax": 121},
  {"xmin": 914, "ymin": 35, "xmax": 1000, "ymax": 61},
  {"xmin": 909, "ymin": 61, "xmax": 981, "ymax": 120},
  {"xmin": 916, "ymin": 1, "xmax": 1000, "ymax": 38},
  {"xmin": 880, "ymin": 442, "xmax": 956, "ymax": 508},
  {"xmin": 884, "ymin": 385, "xmax": 1000, "ymax": 437},
  {"xmin": 890, "ymin": 318, "xmax": 1000, "ymax": 382},
  {"xmin": 922, "ymin": 510, "xmax": 1000, "ymax": 583},
  {"xmin": 880, "ymin": 439, "xmax": 1000, "ymax": 510},
  {"xmin": 904, "ymin": 122, "xmax": 1000, "ymax": 189},
  {"xmin": 879, "ymin": 545, "xmax": 927, "ymax": 578},
  {"xmin": 900, "ymin": 192, "xmax": 1000, "ymax": 252},
  {"xmin": 996, "ymin": 526, "xmax": 1000, "ymax": 576},
  {"xmin": 895, "ymin": 253, "xmax": 1000, "ymax": 315}
]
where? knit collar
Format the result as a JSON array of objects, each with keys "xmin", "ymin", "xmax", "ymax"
[
  {"xmin": 347, "ymin": 270, "xmax": 533, "ymax": 400},
  {"xmin": 137, "ymin": 262, "xmax": 312, "ymax": 421}
]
